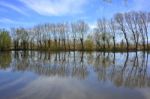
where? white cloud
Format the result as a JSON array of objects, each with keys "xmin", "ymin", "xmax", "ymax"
[
  {"xmin": 0, "ymin": 2, "xmax": 29, "ymax": 16},
  {"xmin": 20, "ymin": 0, "xmax": 87, "ymax": 16},
  {"xmin": 89, "ymin": 22, "xmax": 96, "ymax": 29}
]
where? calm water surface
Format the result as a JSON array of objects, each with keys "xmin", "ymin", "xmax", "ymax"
[{"xmin": 0, "ymin": 51, "xmax": 150, "ymax": 99}]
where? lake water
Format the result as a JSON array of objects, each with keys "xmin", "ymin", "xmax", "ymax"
[{"xmin": 0, "ymin": 51, "xmax": 150, "ymax": 99}]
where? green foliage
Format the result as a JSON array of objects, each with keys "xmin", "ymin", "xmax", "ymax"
[
  {"xmin": 0, "ymin": 29, "xmax": 12, "ymax": 50},
  {"xmin": 84, "ymin": 36, "xmax": 94, "ymax": 51}
]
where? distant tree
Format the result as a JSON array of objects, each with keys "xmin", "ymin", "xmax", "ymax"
[{"xmin": 0, "ymin": 29, "xmax": 11, "ymax": 51}]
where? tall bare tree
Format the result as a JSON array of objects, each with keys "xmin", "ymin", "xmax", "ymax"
[
  {"xmin": 76, "ymin": 21, "xmax": 89, "ymax": 51},
  {"xmin": 97, "ymin": 18, "xmax": 107, "ymax": 51},
  {"xmin": 109, "ymin": 18, "xmax": 117, "ymax": 51},
  {"xmin": 71, "ymin": 23, "xmax": 77, "ymax": 51},
  {"xmin": 139, "ymin": 12, "xmax": 149, "ymax": 50},
  {"xmin": 125, "ymin": 12, "xmax": 139, "ymax": 51},
  {"xmin": 115, "ymin": 13, "xmax": 129, "ymax": 51}
]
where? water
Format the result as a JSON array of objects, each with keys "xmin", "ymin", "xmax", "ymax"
[{"xmin": 0, "ymin": 51, "xmax": 150, "ymax": 99}]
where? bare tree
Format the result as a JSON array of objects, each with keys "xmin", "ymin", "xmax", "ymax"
[
  {"xmin": 14, "ymin": 28, "xmax": 29, "ymax": 50},
  {"xmin": 71, "ymin": 22, "xmax": 77, "ymax": 51},
  {"xmin": 34, "ymin": 25, "xmax": 43, "ymax": 49},
  {"xmin": 11, "ymin": 28, "xmax": 19, "ymax": 50},
  {"xmin": 125, "ymin": 12, "xmax": 139, "ymax": 51},
  {"xmin": 51, "ymin": 24, "xmax": 57, "ymax": 50},
  {"xmin": 76, "ymin": 21, "xmax": 89, "ymax": 51},
  {"xmin": 65, "ymin": 23, "xmax": 70, "ymax": 51},
  {"xmin": 97, "ymin": 18, "xmax": 107, "ymax": 51},
  {"xmin": 93, "ymin": 28, "xmax": 101, "ymax": 50},
  {"xmin": 59, "ymin": 23, "xmax": 66, "ymax": 50},
  {"xmin": 115, "ymin": 13, "xmax": 129, "ymax": 51},
  {"xmin": 45, "ymin": 23, "xmax": 52, "ymax": 49},
  {"xmin": 139, "ymin": 12, "xmax": 149, "ymax": 50},
  {"xmin": 137, "ymin": 13, "xmax": 146, "ymax": 51},
  {"xmin": 28, "ymin": 28, "xmax": 36, "ymax": 50},
  {"xmin": 109, "ymin": 18, "xmax": 117, "ymax": 51},
  {"xmin": 4, "ymin": 11, "xmax": 150, "ymax": 52}
]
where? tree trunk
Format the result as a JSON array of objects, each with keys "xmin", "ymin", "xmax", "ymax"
[
  {"xmin": 146, "ymin": 33, "xmax": 149, "ymax": 50},
  {"xmin": 73, "ymin": 39, "xmax": 76, "ymax": 51},
  {"xmin": 141, "ymin": 33, "xmax": 146, "ymax": 51},
  {"xmin": 113, "ymin": 37, "xmax": 116, "ymax": 52},
  {"xmin": 59, "ymin": 38, "xmax": 61, "ymax": 49},
  {"xmin": 67, "ymin": 39, "xmax": 70, "ymax": 51},
  {"xmin": 55, "ymin": 39, "xmax": 57, "ymax": 50},
  {"xmin": 63, "ymin": 39, "xmax": 66, "ymax": 51},
  {"xmin": 80, "ymin": 38, "xmax": 84, "ymax": 51},
  {"xmin": 107, "ymin": 39, "xmax": 110, "ymax": 50},
  {"xmin": 44, "ymin": 40, "xmax": 47, "ymax": 49},
  {"xmin": 48, "ymin": 39, "xmax": 51, "ymax": 49},
  {"xmin": 123, "ymin": 30, "xmax": 129, "ymax": 51}
]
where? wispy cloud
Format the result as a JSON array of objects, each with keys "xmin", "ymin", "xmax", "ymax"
[
  {"xmin": 0, "ymin": 17, "xmax": 34, "ymax": 26},
  {"xmin": 0, "ymin": 18, "xmax": 17, "ymax": 23},
  {"xmin": 20, "ymin": 0, "xmax": 87, "ymax": 16},
  {"xmin": 0, "ymin": 2, "xmax": 29, "ymax": 16}
]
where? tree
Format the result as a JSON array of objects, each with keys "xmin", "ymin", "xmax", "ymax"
[
  {"xmin": 76, "ymin": 21, "xmax": 89, "ymax": 51},
  {"xmin": 59, "ymin": 23, "xmax": 66, "ymax": 50},
  {"xmin": 109, "ymin": 18, "xmax": 117, "ymax": 51},
  {"xmin": 51, "ymin": 24, "xmax": 58, "ymax": 50},
  {"xmin": 28, "ymin": 28, "xmax": 36, "ymax": 50},
  {"xmin": 65, "ymin": 23, "xmax": 70, "ymax": 51},
  {"xmin": 115, "ymin": 13, "xmax": 129, "ymax": 51},
  {"xmin": 125, "ymin": 12, "xmax": 139, "ymax": 51},
  {"xmin": 15, "ymin": 28, "xmax": 29, "ymax": 50},
  {"xmin": 0, "ymin": 52, "xmax": 11, "ymax": 69},
  {"xmin": 11, "ymin": 28, "xmax": 19, "ymax": 50},
  {"xmin": 139, "ymin": 12, "xmax": 149, "ymax": 50},
  {"xmin": 97, "ymin": 18, "xmax": 108, "ymax": 51},
  {"xmin": 137, "ymin": 13, "xmax": 146, "ymax": 51},
  {"xmin": 93, "ymin": 28, "xmax": 101, "ymax": 50},
  {"xmin": 0, "ymin": 29, "xmax": 12, "ymax": 51},
  {"xmin": 71, "ymin": 22, "xmax": 78, "ymax": 51}
]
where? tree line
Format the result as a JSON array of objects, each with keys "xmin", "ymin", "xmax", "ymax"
[{"xmin": 0, "ymin": 11, "xmax": 150, "ymax": 51}]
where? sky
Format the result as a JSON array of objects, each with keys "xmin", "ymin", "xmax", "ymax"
[{"xmin": 0, "ymin": 0, "xmax": 150, "ymax": 29}]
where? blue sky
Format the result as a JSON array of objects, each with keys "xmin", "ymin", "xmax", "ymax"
[{"xmin": 0, "ymin": 0, "xmax": 150, "ymax": 29}]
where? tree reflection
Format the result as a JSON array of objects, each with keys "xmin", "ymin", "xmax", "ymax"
[
  {"xmin": 1, "ymin": 51, "xmax": 150, "ymax": 88},
  {"xmin": 0, "ymin": 52, "xmax": 11, "ymax": 69}
]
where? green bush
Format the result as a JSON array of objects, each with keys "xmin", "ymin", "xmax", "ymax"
[{"xmin": 0, "ymin": 30, "xmax": 12, "ymax": 51}]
